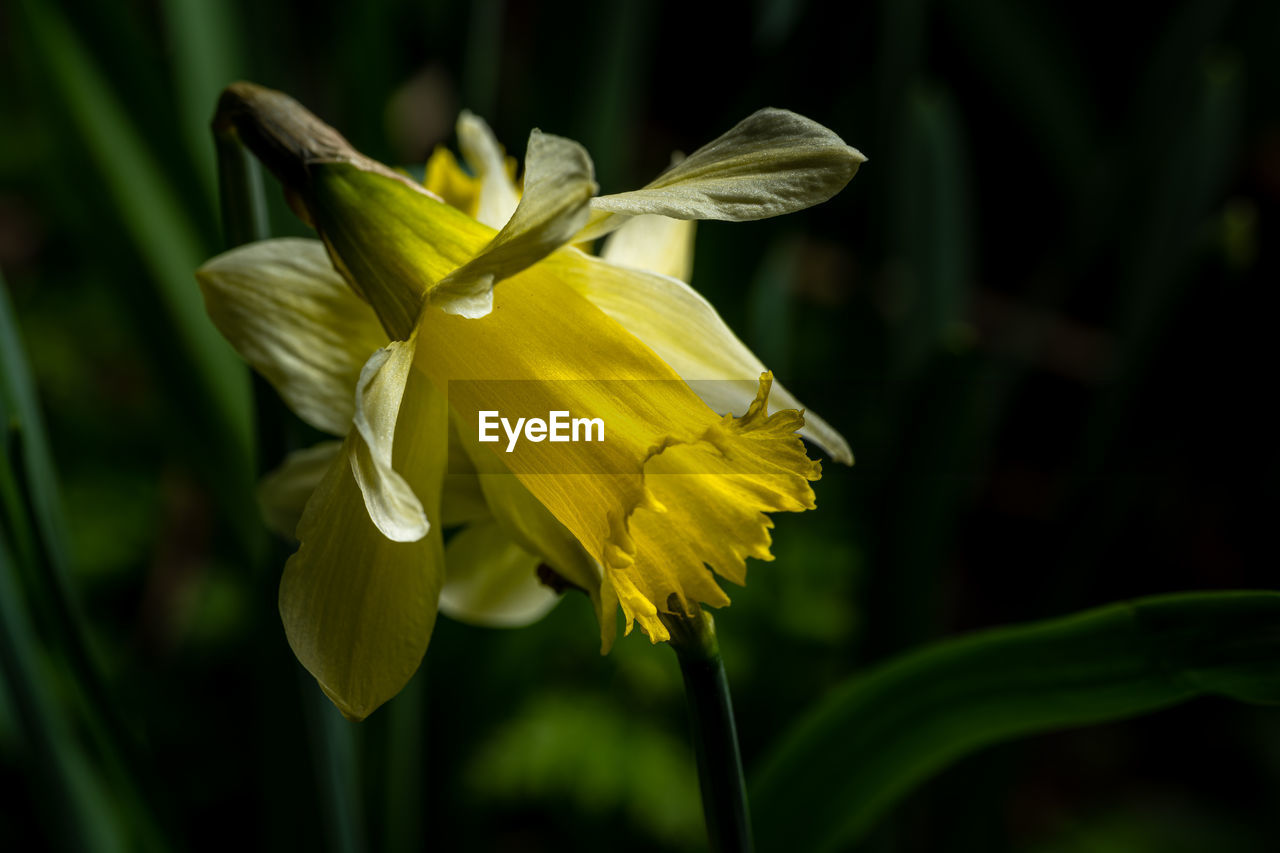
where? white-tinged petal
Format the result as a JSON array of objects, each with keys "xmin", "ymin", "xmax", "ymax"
[
  {"xmin": 439, "ymin": 521, "xmax": 561, "ymax": 628},
  {"xmin": 457, "ymin": 111, "xmax": 521, "ymax": 228},
  {"xmin": 429, "ymin": 129, "xmax": 598, "ymax": 318},
  {"xmin": 600, "ymin": 214, "xmax": 696, "ymax": 282},
  {"xmin": 281, "ymin": 371, "xmax": 449, "ymax": 721},
  {"xmin": 196, "ymin": 238, "xmax": 388, "ymax": 435},
  {"xmin": 350, "ymin": 339, "xmax": 429, "ymax": 542},
  {"xmin": 546, "ymin": 250, "xmax": 853, "ymax": 464},
  {"xmin": 578, "ymin": 108, "xmax": 865, "ymax": 241},
  {"xmin": 258, "ymin": 440, "xmax": 343, "ymax": 539}
]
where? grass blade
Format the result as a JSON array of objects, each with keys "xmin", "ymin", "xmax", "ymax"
[
  {"xmin": 750, "ymin": 591, "xmax": 1280, "ymax": 852},
  {"xmin": 2, "ymin": 272, "xmax": 166, "ymax": 850},
  {"xmin": 160, "ymin": 0, "xmax": 247, "ymax": 207},
  {"xmin": 17, "ymin": 0, "xmax": 252, "ymax": 469},
  {"xmin": 303, "ymin": 673, "xmax": 368, "ymax": 853},
  {"xmin": 0, "ymin": 530, "xmax": 125, "ymax": 853}
]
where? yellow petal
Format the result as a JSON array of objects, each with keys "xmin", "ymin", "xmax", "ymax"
[
  {"xmin": 423, "ymin": 145, "xmax": 481, "ymax": 216},
  {"xmin": 441, "ymin": 411, "xmax": 490, "ymax": 528},
  {"xmin": 415, "ymin": 266, "xmax": 819, "ymax": 641},
  {"xmin": 429, "ymin": 129, "xmax": 598, "ymax": 318},
  {"xmin": 196, "ymin": 238, "xmax": 387, "ymax": 435},
  {"xmin": 600, "ymin": 214, "xmax": 696, "ymax": 282},
  {"xmin": 257, "ymin": 440, "xmax": 343, "ymax": 539},
  {"xmin": 545, "ymin": 249, "xmax": 853, "ymax": 464},
  {"xmin": 350, "ymin": 339, "xmax": 430, "ymax": 542},
  {"xmin": 280, "ymin": 370, "xmax": 448, "ymax": 720},
  {"xmin": 456, "ymin": 111, "xmax": 521, "ymax": 228},
  {"xmin": 578, "ymin": 108, "xmax": 865, "ymax": 241},
  {"xmin": 439, "ymin": 520, "xmax": 562, "ymax": 627}
]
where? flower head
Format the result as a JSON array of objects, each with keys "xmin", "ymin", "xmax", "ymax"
[{"xmin": 199, "ymin": 83, "xmax": 863, "ymax": 719}]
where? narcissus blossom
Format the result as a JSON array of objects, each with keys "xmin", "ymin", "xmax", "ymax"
[{"xmin": 198, "ymin": 83, "xmax": 863, "ymax": 719}]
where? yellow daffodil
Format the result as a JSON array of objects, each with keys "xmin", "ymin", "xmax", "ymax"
[{"xmin": 198, "ymin": 83, "xmax": 864, "ymax": 720}]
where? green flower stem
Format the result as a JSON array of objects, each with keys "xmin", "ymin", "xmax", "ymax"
[
  {"xmin": 215, "ymin": 125, "xmax": 366, "ymax": 851},
  {"xmin": 214, "ymin": 123, "xmax": 271, "ymax": 248},
  {"xmin": 214, "ymin": 124, "xmax": 286, "ymax": 470},
  {"xmin": 666, "ymin": 609, "xmax": 754, "ymax": 853}
]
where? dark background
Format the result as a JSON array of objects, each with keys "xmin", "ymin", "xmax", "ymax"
[{"xmin": 2, "ymin": 0, "xmax": 1278, "ymax": 849}]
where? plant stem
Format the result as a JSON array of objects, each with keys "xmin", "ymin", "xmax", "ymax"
[
  {"xmin": 666, "ymin": 609, "xmax": 754, "ymax": 853},
  {"xmin": 214, "ymin": 123, "xmax": 271, "ymax": 248},
  {"xmin": 214, "ymin": 122, "xmax": 287, "ymax": 475},
  {"xmin": 215, "ymin": 122, "xmax": 366, "ymax": 853}
]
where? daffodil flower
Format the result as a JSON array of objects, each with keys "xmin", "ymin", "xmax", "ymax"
[{"xmin": 199, "ymin": 83, "xmax": 864, "ymax": 720}]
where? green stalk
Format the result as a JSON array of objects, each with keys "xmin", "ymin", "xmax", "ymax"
[
  {"xmin": 302, "ymin": 672, "xmax": 367, "ymax": 853},
  {"xmin": 666, "ymin": 610, "xmax": 754, "ymax": 853},
  {"xmin": 383, "ymin": 671, "xmax": 426, "ymax": 853},
  {"xmin": 215, "ymin": 121, "xmax": 287, "ymax": 472},
  {"xmin": 215, "ymin": 116, "xmax": 365, "ymax": 852},
  {"xmin": 214, "ymin": 125, "xmax": 271, "ymax": 248}
]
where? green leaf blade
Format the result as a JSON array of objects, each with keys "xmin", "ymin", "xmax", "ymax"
[
  {"xmin": 18, "ymin": 0, "xmax": 252, "ymax": 468},
  {"xmin": 750, "ymin": 591, "xmax": 1280, "ymax": 853}
]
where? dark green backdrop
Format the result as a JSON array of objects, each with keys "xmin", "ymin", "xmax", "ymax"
[{"xmin": 2, "ymin": 0, "xmax": 1277, "ymax": 850}]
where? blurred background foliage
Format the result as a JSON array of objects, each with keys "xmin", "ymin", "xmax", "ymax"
[{"xmin": 1, "ymin": 0, "xmax": 1278, "ymax": 850}]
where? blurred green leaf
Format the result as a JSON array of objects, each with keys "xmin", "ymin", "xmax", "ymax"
[
  {"xmin": 160, "ymin": 0, "xmax": 245, "ymax": 207},
  {"xmin": 889, "ymin": 86, "xmax": 972, "ymax": 377},
  {"xmin": 381, "ymin": 670, "xmax": 426, "ymax": 853},
  {"xmin": 939, "ymin": 0, "xmax": 1096, "ymax": 192},
  {"xmin": 303, "ymin": 676, "xmax": 367, "ymax": 853},
  {"xmin": 467, "ymin": 692, "xmax": 704, "ymax": 848},
  {"xmin": 0, "ymin": 530, "xmax": 126, "ymax": 853},
  {"xmin": 60, "ymin": 468, "xmax": 160, "ymax": 581},
  {"xmin": 463, "ymin": 0, "xmax": 504, "ymax": 122},
  {"xmin": 1028, "ymin": 803, "xmax": 1265, "ymax": 853},
  {"xmin": 576, "ymin": 0, "xmax": 653, "ymax": 192},
  {"xmin": 17, "ymin": 0, "xmax": 252, "ymax": 472},
  {"xmin": 1, "ymin": 273, "xmax": 161, "ymax": 852},
  {"xmin": 747, "ymin": 237, "xmax": 798, "ymax": 379},
  {"xmin": 751, "ymin": 591, "xmax": 1280, "ymax": 853},
  {"xmin": 1, "ymin": 272, "xmax": 72, "ymax": 579},
  {"xmin": 754, "ymin": 0, "xmax": 806, "ymax": 50},
  {"xmin": 1077, "ymin": 55, "xmax": 1242, "ymax": 475}
]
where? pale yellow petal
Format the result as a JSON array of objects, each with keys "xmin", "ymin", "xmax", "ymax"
[
  {"xmin": 257, "ymin": 440, "xmax": 343, "ymax": 539},
  {"xmin": 439, "ymin": 520, "xmax": 562, "ymax": 628},
  {"xmin": 578, "ymin": 108, "xmax": 865, "ymax": 241},
  {"xmin": 423, "ymin": 145, "xmax": 481, "ymax": 216},
  {"xmin": 545, "ymin": 249, "xmax": 853, "ymax": 464},
  {"xmin": 457, "ymin": 111, "xmax": 521, "ymax": 228},
  {"xmin": 350, "ymin": 339, "xmax": 430, "ymax": 542},
  {"xmin": 600, "ymin": 214, "xmax": 696, "ymax": 282},
  {"xmin": 429, "ymin": 129, "xmax": 598, "ymax": 318},
  {"xmin": 280, "ymin": 371, "xmax": 448, "ymax": 720},
  {"xmin": 441, "ymin": 411, "xmax": 490, "ymax": 527},
  {"xmin": 196, "ymin": 237, "xmax": 387, "ymax": 434}
]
